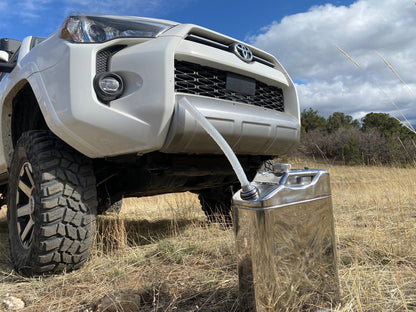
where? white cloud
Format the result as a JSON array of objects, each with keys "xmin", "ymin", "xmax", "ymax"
[
  {"xmin": 62, "ymin": 0, "xmax": 194, "ymax": 17},
  {"xmin": 249, "ymin": 0, "xmax": 416, "ymax": 125},
  {"xmin": 10, "ymin": 0, "xmax": 178, "ymax": 21},
  {"xmin": 16, "ymin": 0, "xmax": 51, "ymax": 19},
  {"xmin": 0, "ymin": 1, "xmax": 6, "ymax": 28},
  {"xmin": 62, "ymin": 0, "xmax": 163, "ymax": 16}
]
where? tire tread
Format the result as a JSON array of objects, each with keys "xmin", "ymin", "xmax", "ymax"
[{"xmin": 7, "ymin": 130, "xmax": 97, "ymax": 275}]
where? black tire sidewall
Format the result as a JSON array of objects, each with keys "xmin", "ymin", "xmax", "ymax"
[
  {"xmin": 7, "ymin": 141, "xmax": 42, "ymax": 272},
  {"xmin": 7, "ymin": 130, "xmax": 97, "ymax": 275}
]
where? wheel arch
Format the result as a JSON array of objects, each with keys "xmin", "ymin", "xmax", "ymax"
[{"xmin": 2, "ymin": 80, "xmax": 49, "ymax": 169}]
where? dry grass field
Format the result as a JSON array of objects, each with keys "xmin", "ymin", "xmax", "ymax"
[{"xmin": 0, "ymin": 160, "xmax": 415, "ymax": 311}]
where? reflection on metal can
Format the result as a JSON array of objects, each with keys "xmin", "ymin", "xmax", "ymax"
[{"xmin": 233, "ymin": 168, "xmax": 340, "ymax": 312}]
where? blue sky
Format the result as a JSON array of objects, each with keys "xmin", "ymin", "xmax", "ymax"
[
  {"xmin": 1, "ymin": 0, "xmax": 415, "ymax": 128},
  {"xmin": 1, "ymin": 0, "xmax": 356, "ymax": 41}
]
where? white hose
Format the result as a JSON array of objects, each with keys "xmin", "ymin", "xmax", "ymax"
[{"xmin": 179, "ymin": 97, "xmax": 251, "ymax": 190}]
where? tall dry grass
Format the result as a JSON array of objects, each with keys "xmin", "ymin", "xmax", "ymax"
[{"xmin": 0, "ymin": 161, "xmax": 415, "ymax": 311}]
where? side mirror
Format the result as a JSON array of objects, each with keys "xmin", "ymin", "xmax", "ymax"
[
  {"xmin": 0, "ymin": 50, "xmax": 15, "ymax": 73},
  {"xmin": 0, "ymin": 50, "xmax": 9, "ymax": 62},
  {"xmin": 0, "ymin": 38, "xmax": 21, "ymax": 73}
]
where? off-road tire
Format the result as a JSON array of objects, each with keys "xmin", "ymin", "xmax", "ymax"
[{"xmin": 7, "ymin": 130, "xmax": 97, "ymax": 276}]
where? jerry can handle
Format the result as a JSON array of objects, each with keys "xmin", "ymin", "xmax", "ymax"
[{"xmin": 278, "ymin": 169, "xmax": 326, "ymax": 187}]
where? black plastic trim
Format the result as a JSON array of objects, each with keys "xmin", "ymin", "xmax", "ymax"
[
  {"xmin": 93, "ymin": 72, "xmax": 124, "ymax": 104},
  {"xmin": 96, "ymin": 45, "xmax": 126, "ymax": 74},
  {"xmin": 0, "ymin": 62, "xmax": 16, "ymax": 73}
]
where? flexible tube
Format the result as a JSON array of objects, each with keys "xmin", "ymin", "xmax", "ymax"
[{"xmin": 179, "ymin": 97, "xmax": 251, "ymax": 189}]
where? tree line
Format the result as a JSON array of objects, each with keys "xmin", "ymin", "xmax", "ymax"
[{"xmin": 293, "ymin": 108, "xmax": 416, "ymax": 166}]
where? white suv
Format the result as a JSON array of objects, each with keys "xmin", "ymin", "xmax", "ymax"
[{"xmin": 0, "ymin": 14, "xmax": 300, "ymax": 275}]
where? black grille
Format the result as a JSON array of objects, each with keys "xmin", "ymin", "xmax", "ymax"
[
  {"xmin": 175, "ymin": 61, "xmax": 284, "ymax": 112},
  {"xmin": 96, "ymin": 45, "xmax": 126, "ymax": 74}
]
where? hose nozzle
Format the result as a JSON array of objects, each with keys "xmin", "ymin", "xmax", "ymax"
[{"xmin": 241, "ymin": 184, "xmax": 260, "ymax": 201}]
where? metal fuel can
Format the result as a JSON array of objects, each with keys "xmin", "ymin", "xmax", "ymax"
[{"xmin": 233, "ymin": 165, "xmax": 340, "ymax": 312}]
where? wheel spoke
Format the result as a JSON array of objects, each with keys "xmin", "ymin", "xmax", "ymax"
[
  {"xmin": 15, "ymin": 162, "xmax": 36, "ymax": 248},
  {"xmin": 20, "ymin": 218, "xmax": 34, "ymax": 243},
  {"xmin": 18, "ymin": 180, "xmax": 32, "ymax": 197},
  {"xmin": 17, "ymin": 203, "xmax": 32, "ymax": 218},
  {"xmin": 24, "ymin": 164, "xmax": 35, "ymax": 189}
]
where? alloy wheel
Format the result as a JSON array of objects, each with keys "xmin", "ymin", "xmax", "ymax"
[{"xmin": 16, "ymin": 162, "xmax": 35, "ymax": 249}]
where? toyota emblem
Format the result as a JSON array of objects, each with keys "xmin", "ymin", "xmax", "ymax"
[{"xmin": 233, "ymin": 43, "xmax": 253, "ymax": 62}]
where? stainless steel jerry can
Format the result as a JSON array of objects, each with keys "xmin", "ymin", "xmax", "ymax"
[{"xmin": 233, "ymin": 166, "xmax": 340, "ymax": 312}]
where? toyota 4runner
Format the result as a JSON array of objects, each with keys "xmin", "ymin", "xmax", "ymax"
[{"xmin": 0, "ymin": 14, "xmax": 300, "ymax": 275}]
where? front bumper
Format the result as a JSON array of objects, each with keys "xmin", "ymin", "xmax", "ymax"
[
  {"xmin": 36, "ymin": 24, "xmax": 300, "ymax": 158},
  {"xmin": 162, "ymin": 94, "xmax": 299, "ymax": 155}
]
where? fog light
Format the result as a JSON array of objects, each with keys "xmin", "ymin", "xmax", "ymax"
[
  {"xmin": 100, "ymin": 77, "xmax": 120, "ymax": 93},
  {"xmin": 94, "ymin": 72, "xmax": 124, "ymax": 103}
]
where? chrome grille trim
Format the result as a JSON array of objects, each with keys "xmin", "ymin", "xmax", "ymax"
[
  {"xmin": 175, "ymin": 61, "xmax": 284, "ymax": 112},
  {"xmin": 186, "ymin": 34, "xmax": 229, "ymax": 51},
  {"xmin": 185, "ymin": 34, "xmax": 275, "ymax": 68}
]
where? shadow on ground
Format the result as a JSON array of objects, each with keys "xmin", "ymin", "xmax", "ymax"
[
  {"xmin": 0, "ymin": 210, "xmax": 201, "ymax": 272},
  {"xmin": 96, "ymin": 216, "xmax": 204, "ymax": 253},
  {"xmin": 94, "ymin": 284, "xmax": 240, "ymax": 312},
  {"xmin": 0, "ymin": 212, "xmax": 10, "ymax": 273}
]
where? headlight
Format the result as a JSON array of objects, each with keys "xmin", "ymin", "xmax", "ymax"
[{"xmin": 61, "ymin": 14, "xmax": 176, "ymax": 43}]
